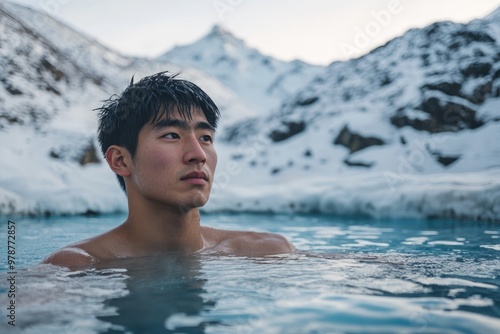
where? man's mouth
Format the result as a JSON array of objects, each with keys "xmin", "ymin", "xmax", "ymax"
[{"xmin": 181, "ymin": 171, "xmax": 208, "ymax": 185}]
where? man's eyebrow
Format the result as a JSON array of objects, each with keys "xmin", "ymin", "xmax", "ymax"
[
  {"xmin": 153, "ymin": 119, "xmax": 188, "ymax": 130},
  {"xmin": 153, "ymin": 119, "xmax": 215, "ymax": 132},
  {"xmin": 195, "ymin": 121, "xmax": 215, "ymax": 132}
]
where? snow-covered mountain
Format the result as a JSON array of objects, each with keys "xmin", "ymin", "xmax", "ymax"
[
  {"xmin": 205, "ymin": 8, "xmax": 500, "ymax": 221},
  {"xmin": 158, "ymin": 25, "xmax": 323, "ymax": 116},
  {"xmin": 0, "ymin": 1, "xmax": 255, "ymax": 215},
  {"xmin": 220, "ymin": 7, "xmax": 500, "ymax": 180},
  {"xmin": 1, "ymin": 1, "xmax": 499, "ymax": 221}
]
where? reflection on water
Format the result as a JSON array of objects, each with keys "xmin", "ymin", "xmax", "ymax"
[
  {"xmin": 0, "ymin": 253, "xmax": 217, "ymax": 334},
  {"xmin": 96, "ymin": 254, "xmax": 217, "ymax": 334},
  {"xmin": 0, "ymin": 251, "xmax": 499, "ymax": 333}
]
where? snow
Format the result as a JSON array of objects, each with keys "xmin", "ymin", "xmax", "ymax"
[
  {"xmin": 158, "ymin": 25, "xmax": 323, "ymax": 117},
  {"xmin": 0, "ymin": 124, "xmax": 127, "ymax": 216},
  {"xmin": 1, "ymin": 2, "xmax": 500, "ymax": 221},
  {"xmin": 205, "ymin": 169, "xmax": 500, "ymax": 221},
  {"xmin": 478, "ymin": 97, "xmax": 500, "ymax": 122}
]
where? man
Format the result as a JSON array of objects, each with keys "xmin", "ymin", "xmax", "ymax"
[{"xmin": 43, "ymin": 72, "xmax": 294, "ymax": 268}]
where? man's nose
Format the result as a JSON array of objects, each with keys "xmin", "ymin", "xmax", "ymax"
[{"xmin": 183, "ymin": 135, "xmax": 207, "ymax": 165}]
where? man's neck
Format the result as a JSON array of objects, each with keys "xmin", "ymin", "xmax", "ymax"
[{"xmin": 118, "ymin": 197, "xmax": 204, "ymax": 255}]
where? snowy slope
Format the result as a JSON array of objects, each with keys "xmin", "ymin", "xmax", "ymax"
[
  {"xmin": 0, "ymin": 2, "xmax": 112, "ymax": 129},
  {"xmin": 206, "ymin": 169, "xmax": 500, "ymax": 222},
  {"xmin": 0, "ymin": 2, "xmax": 253, "ymax": 129},
  {"xmin": 1, "ymin": 2, "xmax": 499, "ymax": 221},
  {"xmin": 0, "ymin": 2, "xmax": 256, "ymax": 215},
  {"xmin": 218, "ymin": 7, "xmax": 500, "ymax": 182},
  {"xmin": 158, "ymin": 25, "xmax": 323, "ymax": 116},
  {"xmin": 203, "ymin": 8, "xmax": 500, "ymax": 220}
]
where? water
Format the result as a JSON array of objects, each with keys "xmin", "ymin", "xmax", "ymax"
[{"xmin": 0, "ymin": 213, "xmax": 499, "ymax": 333}]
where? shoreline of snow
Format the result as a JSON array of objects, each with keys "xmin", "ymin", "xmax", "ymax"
[
  {"xmin": 204, "ymin": 169, "xmax": 500, "ymax": 222},
  {"xmin": 1, "ymin": 169, "xmax": 499, "ymax": 222}
]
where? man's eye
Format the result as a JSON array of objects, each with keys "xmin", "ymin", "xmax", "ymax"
[
  {"xmin": 200, "ymin": 135, "xmax": 213, "ymax": 143},
  {"xmin": 163, "ymin": 133, "xmax": 180, "ymax": 139}
]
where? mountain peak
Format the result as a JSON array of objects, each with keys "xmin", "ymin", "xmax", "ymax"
[
  {"xmin": 204, "ymin": 24, "xmax": 244, "ymax": 45},
  {"xmin": 209, "ymin": 24, "xmax": 230, "ymax": 36}
]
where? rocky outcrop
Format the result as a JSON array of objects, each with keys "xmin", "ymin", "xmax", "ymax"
[
  {"xmin": 333, "ymin": 125, "xmax": 385, "ymax": 153},
  {"xmin": 78, "ymin": 141, "xmax": 100, "ymax": 165},
  {"xmin": 391, "ymin": 96, "xmax": 484, "ymax": 133},
  {"xmin": 49, "ymin": 140, "xmax": 101, "ymax": 165},
  {"xmin": 435, "ymin": 155, "xmax": 460, "ymax": 167},
  {"xmin": 269, "ymin": 121, "xmax": 306, "ymax": 142}
]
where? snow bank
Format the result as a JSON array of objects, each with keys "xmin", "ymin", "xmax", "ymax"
[
  {"xmin": 0, "ymin": 164, "xmax": 127, "ymax": 216},
  {"xmin": 205, "ymin": 169, "xmax": 500, "ymax": 222},
  {"xmin": 2, "ymin": 167, "xmax": 499, "ymax": 222}
]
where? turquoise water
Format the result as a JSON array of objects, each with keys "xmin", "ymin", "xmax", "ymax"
[{"xmin": 0, "ymin": 213, "xmax": 499, "ymax": 333}]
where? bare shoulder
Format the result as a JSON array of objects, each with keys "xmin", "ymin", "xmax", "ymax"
[
  {"xmin": 203, "ymin": 227, "xmax": 295, "ymax": 257},
  {"xmin": 41, "ymin": 227, "xmax": 123, "ymax": 269},
  {"xmin": 41, "ymin": 247, "xmax": 97, "ymax": 269}
]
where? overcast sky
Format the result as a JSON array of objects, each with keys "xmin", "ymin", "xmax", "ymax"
[{"xmin": 8, "ymin": 0, "xmax": 500, "ymax": 65}]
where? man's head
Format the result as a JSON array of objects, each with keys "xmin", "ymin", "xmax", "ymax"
[{"xmin": 96, "ymin": 71, "xmax": 220, "ymax": 193}]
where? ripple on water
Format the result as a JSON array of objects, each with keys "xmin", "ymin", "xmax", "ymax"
[
  {"xmin": 1, "ymin": 214, "xmax": 499, "ymax": 333},
  {"xmin": 480, "ymin": 244, "xmax": 500, "ymax": 251}
]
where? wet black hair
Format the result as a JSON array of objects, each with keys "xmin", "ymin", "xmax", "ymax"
[{"xmin": 96, "ymin": 71, "xmax": 220, "ymax": 192}]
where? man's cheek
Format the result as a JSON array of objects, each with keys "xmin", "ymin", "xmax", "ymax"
[
  {"xmin": 211, "ymin": 149, "xmax": 218, "ymax": 170},
  {"xmin": 150, "ymin": 153, "xmax": 174, "ymax": 172}
]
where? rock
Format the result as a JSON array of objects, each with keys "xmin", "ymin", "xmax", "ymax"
[
  {"xmin": 391, "ymin": 113, "xmax": 433, "ymax": 132},
  {"xmin": 78, "ymin": 141, "xmax": 100, "ymax": 165},
  {"xmin": 436, "ymin": 155, "xmax": 460, "ymax": 167},
  {"xmin": 333, "ymin": 125, "xmax": 385, "ymax": 153},
  {"xmin": 461, "ymin": 62, "xmax": 492, "ymax": 78},
  {"xmin": 419, "ymin": 97, "xmax": 483, "ymax": 131},
  {"xmin": 269, "ymin": 121, "xmax": 306, "ymax": 142},
  {"xmin": 221, "ymin": 119, "xmax": 258, "ymax": 143},
  {"xmin": 422, "ymin": 82, "xmax": 462, "ymax": 97},
  {"xmin": 49, "ymin": 150, "xmax": 60, "ymax": 159},
  {"xmin": 468, "ymin": 80, "xmax": 493, "ymax": 104},
  {"xmin": 294, "ymin": 96, "xmax": 319, "ymax": 106},
  {"xmin": 270, "ymin": 167, "xmax": 281, "ymax": 174},
  {"xmin": 40, "ymin": 58, "xmax": 65, "ymax": 81},
  {"xmin": 392, "ymin": 97, "xmax": 484, "ymax": 133},
  {"xmin": 343, "ymin": 159, "xmax": 374, "ymax": 168}
]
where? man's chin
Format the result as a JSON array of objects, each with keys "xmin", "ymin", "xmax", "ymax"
[{"xmin": 177, "ymin": 194, "xmax": 210, "ymax": 213}]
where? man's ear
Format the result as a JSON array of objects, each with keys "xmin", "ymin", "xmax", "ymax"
[{"xmin": 105, "ymin": 145, "xmax": 132, "ymax": 177}]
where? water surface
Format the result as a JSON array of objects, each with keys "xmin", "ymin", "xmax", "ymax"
[{"xmin": 0, "ymin": 213, "xmax": 499, "ymax": 333}]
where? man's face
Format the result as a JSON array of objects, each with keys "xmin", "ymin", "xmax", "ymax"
[{"xmin": 128, "ymin": 108, "xmax": 217, "ymax": 210}]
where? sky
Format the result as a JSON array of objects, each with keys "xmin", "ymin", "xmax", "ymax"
[{"xmin": 7, "ymin": 0, "xmax": 500, "ymax": 65}]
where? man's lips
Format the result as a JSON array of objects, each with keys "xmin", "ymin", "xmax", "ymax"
[{"xmin": 180, "ymin": 171, "xmax": 208, "ymax": 184}]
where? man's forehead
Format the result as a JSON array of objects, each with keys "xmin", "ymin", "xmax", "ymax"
[
  {"xmin": 153, "ymin": 106, "xmax": 207, "ymax": 123},
  {"xmin": 144, "ymin": 106, "xmax": 215, "ymax": 133}
]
